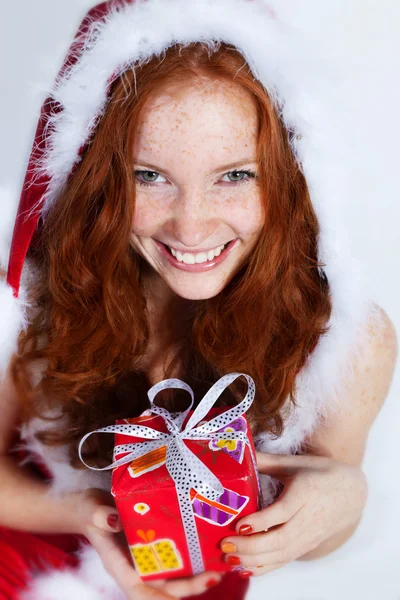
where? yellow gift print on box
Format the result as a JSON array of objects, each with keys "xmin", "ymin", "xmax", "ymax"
[{"xmin": 130, "ymin": 529, "xmax": 183, "ymax": 576}]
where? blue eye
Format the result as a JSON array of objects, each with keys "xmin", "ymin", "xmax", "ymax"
[
  {"xmin": 134, "ymin": 170, "xmax": 164, "ymax": 187},
  {"xmin": 222, "ymin": 169, "xmax": 257, "ymax": 185},
  {"xmin": 134, "ymin": 169, "xmax": 257, "ymax": 188}
]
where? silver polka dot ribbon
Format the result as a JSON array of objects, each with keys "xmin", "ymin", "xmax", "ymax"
[{"xmin": 78, "ymin": 372, "xmax": 260, "ymax": 574}]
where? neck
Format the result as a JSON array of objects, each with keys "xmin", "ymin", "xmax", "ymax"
[{"xmin": 142, "ymin": 268, "xmax": 195, "ymax": 350}]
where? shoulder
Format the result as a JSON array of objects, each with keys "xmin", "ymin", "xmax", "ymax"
[
  {"xmin": 301, "ymin": 303, "xmax": 398, "ymax": 466},
  {"xmin": 359, "ymin": 303, "xmax": 398, "ymax": 391}
]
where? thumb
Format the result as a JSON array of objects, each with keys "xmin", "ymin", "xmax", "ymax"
[
  {"xmin": 80, "ymin": 488, "xmax": 124, "ymax": 533},
  {"xmin": 91, "ymin": 504, "xmax": 123, "ymax": 533}
]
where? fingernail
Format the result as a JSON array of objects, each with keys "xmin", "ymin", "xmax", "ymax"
[
  {"xmin": 221, "ymin": 541, "xmax": 237, "ymax": 553},
  {"xmin": 238, "ymin": 524, "xmax": 253, "ymax": 535},
  {"xmin": 107, "ymin": 514, "xmax": 119, "ymax": 529},
  {"xmin": 206, "ymin": 578, "xmax": 219, "ymax": 588},
  {"xmin": 239, "ymin": 570, "xmax": 253, "ymax": 579},
  {"xmin": 227, "ymin": 555, "xmax": 241, "ymax": 566}
]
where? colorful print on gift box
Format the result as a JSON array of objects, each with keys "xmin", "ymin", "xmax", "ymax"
[
  {"xmin": 128, "ymin": 445, "xmax": 167, "ymax": 478},
  {"xmin": 191, "ymin": 486, "xmax": 249, "ymax": 526},
  {"xmin": 134, "ymin": 502, "xmax": 150, "ymax": 515},
  {"xmin": 130, "ymin": 529, "xmax": 183, "ymax": 576},
  {"xmin": 208, "ymin": 416, "xmax": 247, "ymax": 464}
]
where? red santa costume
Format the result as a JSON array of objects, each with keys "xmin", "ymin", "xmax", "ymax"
[{"xmin": 0, "ymin": 0, "xmax": 384, "ymax": 598}]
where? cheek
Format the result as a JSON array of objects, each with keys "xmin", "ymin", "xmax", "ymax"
[
  {"xmin": 224, "ymin": 190, "xmax": 264, "ymax": 235},
  {"xmin": 131, "ymin": 197, "xmax": 166, "ymax": 234}
]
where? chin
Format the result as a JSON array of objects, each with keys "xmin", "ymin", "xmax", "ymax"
[{"xmin": 169, "ymin": 280, "xmax": 227, "ymax": 301}]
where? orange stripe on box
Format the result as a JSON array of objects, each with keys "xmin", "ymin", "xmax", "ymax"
[
  {"xmin": 130, "ymin": 446, "xmax": 167, "ymax": 474},
  {"xmin": 125, "ymin": 415, "xmax": 155, "ymax": 424}
]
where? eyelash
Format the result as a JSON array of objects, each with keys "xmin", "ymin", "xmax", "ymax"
[{"xmin": 134, "ymin": 169, "xmax": 257, "ymax": 188}]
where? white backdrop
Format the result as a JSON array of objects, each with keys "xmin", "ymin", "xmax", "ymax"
[{"xmin": 0, "ymin": 2, "xmax": 399, "ymax": 599}]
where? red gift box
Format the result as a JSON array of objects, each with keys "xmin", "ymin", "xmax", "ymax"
[{"xmin": 79, "ymin": 373, "xmax": 261, "ymax": 581}]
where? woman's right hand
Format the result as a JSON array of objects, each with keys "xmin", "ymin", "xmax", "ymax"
[{"xmin": 72, "ymin": 488, "xmax": 223, "ymax": 599}]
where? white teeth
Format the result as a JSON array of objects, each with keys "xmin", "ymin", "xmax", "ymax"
[
  {"xmin": 169, "ymin": 244, "xmax": 226, "ymax": 264},
  {"xmin": 207, "ymin": 249, "xmax": 215, "ymax": 261},
  {"xmin": 195, "ymin": 252, "xmax": 209, "ymax": 264}
]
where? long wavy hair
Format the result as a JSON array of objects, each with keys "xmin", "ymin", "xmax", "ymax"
[{"xmin": 11, "ymin": 41, "xmax": 331, "ymax": 468}]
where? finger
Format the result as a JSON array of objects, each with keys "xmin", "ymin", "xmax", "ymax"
[
  {"xmin": 256, "ymin": 451, "xmax": 330, "ymax": 477},
  {"xmin": 89, "ymin": 532, "xmax": 177, "ymax": 600},
  {"xmin": 223, "ymin": 505, "xmax": 307, "ymax": 557},
  {"xmin": 91, "ymin": 505, "xmax": 123, "ymax": 533},
  {"xmin": 86, "ymin": 527, "xmax": 140, "ymax": 590},
  {"xmin": 234, "ymin": 562, "xmax": 287, "ymax": 577},
  {"xmin": 224, "ymin": 514, "xmax": 317, "ymax": 570},
  {"xmin": 255, "ymin": 451, "xmax": 304, "ymax": 478},
  {"xmin": 159, "ymin": 571, "xmax": 223, "ymax": 597},
  {"xmin": 227, "ymin": 532, "xmax": 311, "ymax": 575},
  {"xmin": 221, "ymin": 531, "xmax": 270, "ymax": 556},
  {"xmin": 224, "ymin": 549, "xmax": 287, "ymax": 569},
  {"xmin": 234, "ymin": 484, "xmax": 305, "ymax": 535}
]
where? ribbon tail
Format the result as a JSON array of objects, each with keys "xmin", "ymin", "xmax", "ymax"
[{"xmin": 176, "ymin": 486, "xmax": 204, "ymax": 575}]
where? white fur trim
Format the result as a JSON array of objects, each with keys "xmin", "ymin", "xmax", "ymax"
[
  {"xmin": 255, "ymin": 298, "xmax": 386, "ymax": 506},
  {"xmin": 17, "ymin": 411, "xmax": 112, "ymax": 495},
  {"xmin": 0, "ymin": 277, "xmax": 30, "ymax": 380},
  {"xmin": 0, "ymin": 185, "xmax": 31, "ymax": 378},
  {"xmin": 0, "ymin": 185, "xmax": 19, "ymax": 270},
  {"xmin": 21, "ymin": 545, "xmax": 123, "ymax": 600}
]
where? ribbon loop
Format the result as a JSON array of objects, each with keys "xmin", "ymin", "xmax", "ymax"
[
  {"xmin": 183, "ymin": 373, "xmax": 255, "ymax": 437},
  {"xmin": 148, "ymin": 378, "xmax": 195, "ymax": 431}
]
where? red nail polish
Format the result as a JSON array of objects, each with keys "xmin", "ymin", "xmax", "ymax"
[
  {"xmin": 239, "ymin": 570, "xmax": 253, "ymax": 579},
  {"xmin": 238, "ymin": 524, "xmax": 253, "ymax": 535},
  {"xmin": 107, "ymin": 514, "xmax": 119, "ymax": 529},
  {"xmin": 227, "ymin": 555, "xmax": 241, "ymax": 566},
  {"xmin": 206, "ymin": 578, "xmax": 219, "ymax": 589}
]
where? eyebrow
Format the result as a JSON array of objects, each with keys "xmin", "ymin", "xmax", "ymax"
[{"xmin": 133, "ymin": 158, "xmax": 257, "ymax": 177}]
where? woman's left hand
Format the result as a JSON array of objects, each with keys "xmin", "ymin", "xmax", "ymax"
[{"xmin": 220, "ymin": 451, "xmax": 368, "ymax": 576}]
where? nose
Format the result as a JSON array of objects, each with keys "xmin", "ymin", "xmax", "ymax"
[{"xmin": 170, "ymin": 187, "xmax": 217, "ymax": 248}]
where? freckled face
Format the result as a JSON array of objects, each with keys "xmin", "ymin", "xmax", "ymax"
[{"xmin": 130, "ymin": 79, "xmax": 264, "ymax": 301}]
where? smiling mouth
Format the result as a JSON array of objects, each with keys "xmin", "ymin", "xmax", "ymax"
[
  {"xmin": 154, "ymin": 238, "xmax": 238, "ymax": 270},
  {"xmin": 161, "ymin": 241, "xmax": 232, "ymax": 256}
]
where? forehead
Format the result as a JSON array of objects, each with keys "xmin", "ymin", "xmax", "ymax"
[{"xmin": 134, "ymin": 79, "xmax": 258, "ymax": 152}]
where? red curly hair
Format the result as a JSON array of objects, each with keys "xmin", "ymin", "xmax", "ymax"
[{"xmin": 11, "ymin": 41, "xmax": 331, "ymax": 468}]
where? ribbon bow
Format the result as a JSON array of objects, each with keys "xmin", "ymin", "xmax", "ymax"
[{"xmin": 79, "ymin": 372, "xmax": 258, "ymax": 574}]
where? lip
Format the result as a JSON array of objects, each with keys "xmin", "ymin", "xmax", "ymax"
[{"xmin": 155, "ymin": 239, "xmax": 238, "ymax": 272}]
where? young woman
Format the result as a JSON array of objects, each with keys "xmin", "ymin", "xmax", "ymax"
[{"xmin": 0, "ymin": 0, "xmax": 397, "ymax": 599}]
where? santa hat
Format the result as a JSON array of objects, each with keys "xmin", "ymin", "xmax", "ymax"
[{"xmin": 1, "ymin": 0, "xmax": 376, "ymax": 378}]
